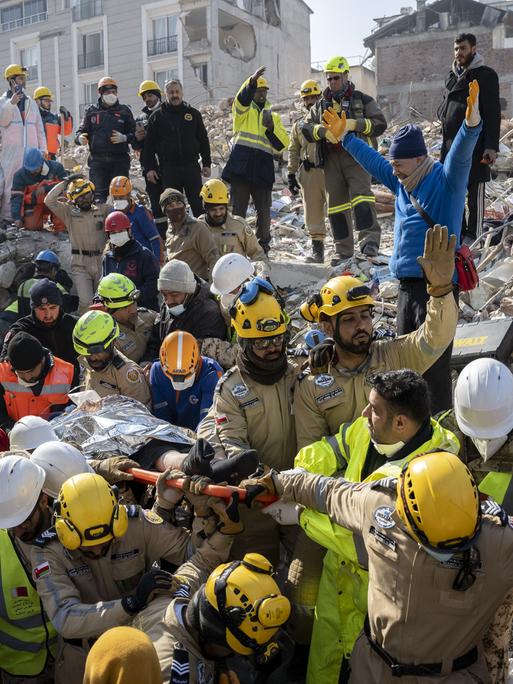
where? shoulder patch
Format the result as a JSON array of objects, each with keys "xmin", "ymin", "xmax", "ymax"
[
  {"xmin": 215, "ymin": 367, "xmax": 237, "ymax": 393},
  {"xmin": 370, "ymin": 477, "xmax": 398, "ymax": 492},
  {"xmin": 126, "ymin": 368, "xmax": 142, "ymax": 383},
  {"xmin": 315, "ymin": 387, "xmax": 344, "ymax": 404},
  {"xmin": 126, "ymin": 504, "xmax": 140, "ymax": 519},
  {"xmin": 184, "ymin": 112, "xmax": 193, "ymax": 121},
  {"xmin": 142, "ymin": 509, "xmax": 164, "ymax": 525},
  {"xmin": 231, "ymin": 383, "xmax": 249, "ymax": 399},
  {"xmin": 373, "ymin": 506, "xmax": 396, "ymax": 529},
  {"xmin": 314, "ymin": 373, "xmax": 334, "ymax": 389},
  {"xmin": 33, "ymin": 561, "xmax": 51, "ymax": 581},
  {"xmin": 297, "ymin": 369, "xmax": 311, "ymax": 382},
  {"xmin": 112, "ymin": 354, "xmax": 126, "ymax": 370},
  {"xmin": 32, "ymin": 527, "xmax": 58, "ymax": 548},
  {"xmin": 170, "ymin": 647, "xmax": 190, "ymax": 683}
]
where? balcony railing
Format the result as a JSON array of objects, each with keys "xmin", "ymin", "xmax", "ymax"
[
  {"xmin": 25, "ymin": 65, "xmax": 38, "ymax": 81},
  {"xmin": 147, "ymin": 35, "xmax": 178, "ymax": 57},
  {"xmin": 78, "ymin": 50, "xmax": 104, "ymax": 70},
  {"xmin": 72, "ymin": 0, "xmax": 103, "ymax": 22},
  {"xmin": 1, "ymin": 12, "xmax": 47, "ymax": 32}
]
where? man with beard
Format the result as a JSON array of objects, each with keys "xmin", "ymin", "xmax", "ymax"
[
  {"xmin": 144, "ymin": 79, "xmax": 211, "ymax": 217},
  {"xmin": 293, "ymin": 225, "xmax": 458, "ymax": 449},
  {"xmin": 33, "ymin": 86, "xmax": 73, "ymax": 161},
  {"xmin": 73, "ymin": 310, "xmax": 151, "ymax": 407},
  {"xmin": 0, "ymin": 332, "xmax": 75, "ymax": 430}
]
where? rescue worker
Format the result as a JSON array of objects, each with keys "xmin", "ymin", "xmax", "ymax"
[
  {"xmin": 198, "ymin": 278, "xmax": 298, "ymax": 565},
  {"xmin": 96, "ymin": 273, "xmax": 156, "ymax": 363},
  {"xmin": 1, "ymin": 279, "xmax": 79, "ymax": 373},
  {"xmin": 10, "ymin": 147, "xmax": 67, "ymax": 231},
  {"xmin": 31, "ymin": 472, "xmax": 233, "ymax": 681},
  {"xmin": 44, "ymin": 175, "xmax": 109, "ymax": 314},
  {"xmin": 245, "ymin": 452, "xmax": 513, "ymax": 684},
  {"xmin": 102, "ymin": 211, "xmax": 159, "ymax": 311},
  {"xmin": 33, "ymin": 86, "xmax": 73, "ymax": 161},
  {"xmin": 222, "ymin": 66, "xmax": 289, "ymax": 255},
  {"xmin": 143, "ymin": 78, "xmax": 211, "ymax": 218},
  {"xmin": 133, "ymin": 552, "xmax": 291, "ymax": 683},
  {"xmin": 75, "ymin": 77, "xmax": 136, "ymax": 203},
  {"xmin": 302, "ymin": 56, "xmax": 386, "ymax": 265},
  {"xmin": 143, "ymin": 259, "xmax": 227, "ymax": 365},
  {"xmin": 151, "ymin": 331, "xmax": 222, "ymax": 431},
  {"xmin": 288, "ymin": 80, "xmax": 327, "ymax": 263},
  {"xmin": 0, "ymin": 332, "xmax": 75, "ymax": 430},
  {"xmin": 198, "ymin": 178, "xmax": 268, "ymax": 265},
  {"xmin": 132, "ymin": 80, "xmax": 166, "ymax": 237},
  {"xmin": 210, "ymin": 253, "xmax": 256, "ymax": 324},
  {"xmin": 0, "ymin": 64, "xmax": 46, "ymax": 224},
  {"xmin": 289, "ymin": 370, "xmax": 460, "ymax": 684},
  {"xmin": 9, "ymin": 415, "xmax": 57, "ymax": 452},
  {"xmin": 161, "ymin": 188, "xmax": 219, "ymax": 281},
  {"xmin": 73, "ymin": 310, "xmax": 151, "ymax": 407},
  {"xmin": 109, "ymin": 176, "xmax": 160, "ymax": 261},
  {"xmin": 293, "ymin": 225, "xmax": 459, "ymax": 449}
]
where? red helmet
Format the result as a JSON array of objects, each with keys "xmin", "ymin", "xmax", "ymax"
[{"xmin": 104, "ymin": 211, "xmax": 131, "ymax": 233}]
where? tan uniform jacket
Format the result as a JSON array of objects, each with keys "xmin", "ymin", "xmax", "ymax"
[
  {"xmin": 80, "ymin": 349, "xmax": 151, "ymax": 407},
  {"xmin": 165, "ymin": 216, "xmax": 220, "ymax": 280},
  {"xmin": 197, "ymin": 212, "xmax": 267, "ymax": 263},
  {"xmin": 288, "ymin": 117, "xmax": 320, "ymax": 174},
  {"xmin": 114, "ymin": 308, "xmax": 157, "ymax": 363},
  {"xmin": 294, "ymin": 292, "xmax": 458, "ymax": 449},
  {"xmin": 278, "ymin": 470, "xmax": 513, "ymax": 683}
]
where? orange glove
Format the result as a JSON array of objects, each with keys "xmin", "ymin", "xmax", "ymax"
[
  {"xmin": 322, "ymin": 107, "xmax": 347, "ymax": 141},
  {"xmin": 465, "ymin": 80, "xmax": 480, "ymax": 127}
]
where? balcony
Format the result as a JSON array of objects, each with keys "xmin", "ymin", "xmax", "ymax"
[
  {"xmin": 25, "ymin": 65, "xmax": 38, "ymax": 81},
  {"xmin": 147, "ymin": 35, "xmax": 177, "ymax": 57},
  {"xmin": 1, "ymin": 12, "xmax": 47, "ymax": 32},
  {"xmin": 78, "ymin": 50, "xmax": 104, "ymax": 70},
  {"xmin": 72, "ymin": 0, "xmax": 103, "ymax": 22}
]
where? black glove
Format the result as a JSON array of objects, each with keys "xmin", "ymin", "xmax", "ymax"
[
  {"xmin": 287, "ymin": 173, "xmax": 300, "ymax": 196},
  {"xmin": 309, "ymin": 337, "xmax": 336, "ymax": 374},
  {"xmin": 59, "ymin": 106, "xmax": 71, "ymax": 120},
  {"xmin": 121, "ymin": 568, "xmax": 174, "ymax": 615},
  {"xmin": 181, "ymin": 438, "xmax": 215, "ymax": 478},
  {"xmin": 211, "ymin": 449, "xmax": 259, "ymax": 485}
]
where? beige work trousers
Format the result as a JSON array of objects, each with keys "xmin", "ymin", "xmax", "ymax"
[
  {"xmin": 71, "ymin": 257, "xmax": 102, "ymax": 314},
  {"xmin": 297, "ymin": 165, "xmax": 327, "ymax": 241}
]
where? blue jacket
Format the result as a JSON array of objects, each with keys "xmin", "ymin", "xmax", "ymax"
[
  {"xmin": 111, "ymin": 203, "xmax": 160, "ymax": 260},
  {"xmin": 343, "ymin": 121, "xmax": 482, "ymax": 279},
  {"xmin": 150, "ymin": 356, "xmax": 223, "ymax": 431},
  {"xmin": 10, "ymin": 160, "xmax": 67, "ymax": 221},
  {"xmin": 102, "ymin": 239, "xmax": 159, "ymax": 311}
]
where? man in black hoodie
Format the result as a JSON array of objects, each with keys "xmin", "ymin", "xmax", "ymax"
[{"xmin": 143, "ymin": 79, "xmax": 211, "ymax": 217}]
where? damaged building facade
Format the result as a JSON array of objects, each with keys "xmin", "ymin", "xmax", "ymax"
[
  {"xmin": 0, "ymin": 0, "xmax": 312, "ymax": 119},
  {"xmin": 364, "ymin": 0, "xmax": 513, "ymax": 122}
]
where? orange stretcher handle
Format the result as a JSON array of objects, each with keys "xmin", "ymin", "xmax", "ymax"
[{"xmin": 129, "ymin": 468, "xmax": 278, "ymax": 505}]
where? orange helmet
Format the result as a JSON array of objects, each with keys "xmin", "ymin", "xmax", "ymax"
[
  {"xmin": 110, "ymin": 176, "xmax": 132, "ymax": 198},
  {"xmin": 160, "ymin": 331, "xmax": 200, "ymax": 391},
  {"xmin": 98, "ymin": 76, "xmax": 117, "ymax": 92}
]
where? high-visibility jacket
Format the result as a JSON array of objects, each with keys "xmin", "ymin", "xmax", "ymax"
[
  {"xmin": 5, "ymin": 277, "xmax": 68, "ymax": 316},
  {"xmin": 0, "ymin": 355, "xmax": 74, "ymax": 422},
  {"xmin": 0, "ymin": 530, "xmax": 57, "ymax": 676},
  {"xmin": 295, "ymin": 416, "xmax": 460, "ymax": 684},
  {"xmin": 39, "ymin": 108, "xmax": 73, "ymax": 157},
  {"xmin": 480, "ymin": 472, "xmax": 513, "ymax": 512}
]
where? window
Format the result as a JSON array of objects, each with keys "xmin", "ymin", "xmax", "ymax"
[
  {"xmin": 80, "ymin": 81, "xmax": 97, "ymax": 115},
  {"xmin": 153, "ymin": 15, "xmax": 177, "ymax": 40},
  {"xmin": 20, "ymin": 45, "xmax": 38, "ymax": 81},
  {"xmin": 154, "ymin": 68, "xmax": 179, "ymax": 92},
  {"xmin": 78, "ymin": 31, "xmax": 103, "ymax": 69},
  {"xmin": 1, "ymin": 0, "xmax": 47, "ymax": 31},
  {"xmin": 193, "ymin": 63, "xmax": 208, "ymax": 87},
  {"xmin": 148, "ymin": 15, "xmax": 178, "ymax": 56}
]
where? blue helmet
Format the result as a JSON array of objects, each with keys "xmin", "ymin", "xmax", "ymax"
[
  {"xmin": 23, "ymin": 147, "xmax": 44, "ymax": 172},
  {"xmin": 34, "ymin": 250, "xmax": 60, "ymax": 267}
]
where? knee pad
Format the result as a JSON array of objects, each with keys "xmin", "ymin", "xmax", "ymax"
[
  {"xmin": 353, "ymin": 202, "xmax": 374, "ymax": 231},
  {"xmin": 329, "ymin": 212, "xmax": 350, "ymax": 241}
]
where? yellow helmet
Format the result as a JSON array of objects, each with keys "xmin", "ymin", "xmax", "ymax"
[
  {"xmin": 97, "ymin": 273, "xmax": 139, "ymax": 310},
  {"xmin": 67, "ymin": 178, "xmax": 95, "ymax": 202},
  {"xmin": 324, "ymin": 56, "xmax": 350, "ymax": 74},
  {"xmin": 231, "ymin": 279, "xmax": 287, "ymax": 339},
  {"xmin": 54, "ymin": 473, "xmax": 128, "ymax": 550},
  {"xmin": 256, "ymin": 76, "xmax": 269, "ymax": 89},
  {"xmin": 396, "ymin": 452, "xmax": 481, "ymax": 551},
  {"xmin": 72, "ymin": 311, "xmax": 119, "ymax": 356},
  {"xmin": 200, "ymin": 178, "xmax": 229, "ymax": 205},
  {"xmin": 300, "ymin": 79, "xmax": 321, "ymax": 97},
  {"xmin": 300, "ymin": 276, "xmax": 375, "ymax": 322},
  {"xmin": 4, "ymin": 64, "xmax": 26, "ymax": 80},
  {"xmin": 138, "ymin": 80, "xmax": 161, "ymax": 97},
  {"xmin": 33, "ymin": 86, "xmax": 53, "ymax": 100},
  {"xmin": 202, "ymin": 553, "xmax": 290, "ymax": 658}
]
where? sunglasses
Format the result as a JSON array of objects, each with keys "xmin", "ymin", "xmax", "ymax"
[
  {"xmin": 327, "ymin": 75, "xmax": 342, "ymax": 81},
  {"xmin": 251, "ymin": 334, "xmax": 285, "ymax": 350}
]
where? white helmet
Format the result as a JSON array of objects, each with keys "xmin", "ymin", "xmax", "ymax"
[
  {"xmin": 31, "ymin": 441, "xmax": 94, "ymax": 498},
  {"xmin": 210, "ymin": 253, "xmax": 255, "ymax": 296},
  {"xmin": 454, "ymin": 358, "xmax": 513, "ymax": 439},
  {"xmin": 9, "ymin": 416, "xmax": 58, "ymax": 452},
  {"xmin": 0, "ymin": 454, "xmax": 46, "ymax": 528}
]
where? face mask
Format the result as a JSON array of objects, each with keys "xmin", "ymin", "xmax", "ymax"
[
  {"xmin": 167, "ymin": 207, "xmax": 186, "ymax": 223},
  {"xmin": 423, "ymin": 547, "xmax": 454, "ymax": 563},
  {"xmin": 110, "ymin": 231, "xmax": 130, "ymax": 247},
  {"xmin": 102, "ymin": 93, "xmax": 118, "ymax": 106},
  {"xmin": 41, "ymin": 162, "xmax": 49, "ymax": 176},
  {"xmin": 167, "ymin": 303, "xmax": 186, "ymax": 317},
  {"xmin": 113, "ymin": 199, "xmax": 129, "ymax": 211},
  {"xmin": 471, "ymin": 435, "xmax": 507, "ymax": 462},
  {"xmin": 371, "ymin": 440, "xmax": 405, "ymax": 457},
  {"xmin": 16, "ymin": 375, "xmax": 39, "ymax": 387},
  {"xmin": 171, "ymin": 373, "xmax": 196, "ymax": 391},
  {"xmin": 148, "ymin": 102, "xmax": 160, "ymax": 111},
  {"xmin": 221, "ymin": 292, "xmax": 239, "ymax": 311}
]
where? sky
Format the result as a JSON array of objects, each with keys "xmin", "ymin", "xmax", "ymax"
[{"xmin": 307, "ymin": 0, "xmax": 410, "ymax": 65}]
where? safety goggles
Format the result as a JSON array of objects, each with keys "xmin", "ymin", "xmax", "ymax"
[
  {"xmin": 102, "ymin": 289, "xmax": 140, "ymax": 306},
  {"xmin": 239, "ymin": 277, "xmax": 274, "ymax": 306},
  {"xmin": 301, "ymin": 87, "xmax": 317, "ymax": 95},
  {"xmin": 251, "ymin": 334, "xmax": 285, "ymax": 350}
]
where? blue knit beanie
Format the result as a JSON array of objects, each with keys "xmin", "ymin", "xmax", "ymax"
[{"xmin": 389, "ymin": 125, "xmax": 427, "ymax": 160}]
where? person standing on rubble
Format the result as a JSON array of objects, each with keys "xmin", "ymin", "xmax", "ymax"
[
  {"xmin": 288, "ymin": 80, "xmax": 328, "ymax": 263},
  {"xmin": 302, "ymin": 56, "xmax": 386, "ymax": 266},
  {"xmin": 33, "ymin": 86, "xmax": 73, "ymax": 161},
  {"xmin": 143, "ymin": 79, "xmax": 211, "ymax": 218},
  {"xmin": 438, "ymin": 33, "xmax": 500, "ymax": 242},
  {"xmin": 222, "ymin": 66, "xmax": 289, "ymax": 256}
]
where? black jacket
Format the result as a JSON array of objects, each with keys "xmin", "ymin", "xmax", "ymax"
[
  {"xmin": 1, "ymin": 311, "xmax": 79, "ymax": 372},
  {"xmin": 102, "ymin": 240, "xmax": 159, "ymax": 311},
  {"xmin": 75, "ymin": 98, "xmax": 136, "ymax": 159},
  {"xmin": 438, "ymin": 63, "xmax": 500, "ymax": 184},
  {"xmin": 144, "ymin": 101, "xmax": 211, "ymax": 170},
  {"xmin": 133, "ymin": 103, "xmax": 162, "ymax": 175},
  {"xmin": 143, "ymin": 278, "xmax": 227, "ymax": 363}
]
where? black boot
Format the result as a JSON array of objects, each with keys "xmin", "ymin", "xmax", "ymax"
[{"xmin": 305, "ymin": 239, "xmax": 324, "ymax": 263}]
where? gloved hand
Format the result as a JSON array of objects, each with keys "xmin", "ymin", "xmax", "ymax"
[
  {"xmin": 206, "ymin": 494, "xmax": 244, "ymax": 535},
  {"xmin": 262, "ymin": 500, "xmax": 301, "ymax": 525},
  {"xmin": 465, "ymin": 80, "xmax": 481, "ymax": 128},
  {"xmin": 481, "ymin": 498, "xmax": 509, "ymax": 526},
  {"xmin": 262, "ymin": 110, "xmax": 274, "ymax": 131},
  {"xmin": 121, "ymin": 568, "xmax": 175, "ymax": 615},
  {"xmin": 181, "ymin": 438, "xmax": 215, "ymax": 477},
  {"xmin": 322, "ymin": 107, "xmax": 347, "ymax": 141},
  {"xmin": 78, "ymin": 133, "xmax": 89, "ymax": 145},
  {"xmin": 110, "ymin": 131, "xmax": 127, "ymax": 144},
  {"xmin": 249, "ymin": 65, "xmax": 266, "ymax": 88},
  {"xmin": 91, "ymin": 457, "xmax": 138, "ymax": 484},
  {"xmin": 309, "ymin": 337, "xmax": 336, "ymax": 374},
  {"xmin": 240, "ymin": 470, "xmax": 283, "ymax": 508},
  {"xmin": 345, "ymin": 118, "xmax": 357, "ymax": 132},
  {"xmin": 59, "ymin": 106, "xmax": 71, "ymax": 120},
  {"xmin": 416, "ymin": 225, "xmax": 456, "ymax": 297},
  {"xmin": 181, "ymin": 474, "xmax": 214, "ymax": 516},
  {"xmin": 156, "ymin": 467, "xmax": 185, "ymax": 509},
  {"xmin": 287, "ymin": 173, "xmax": 300, "ymax": 196}
]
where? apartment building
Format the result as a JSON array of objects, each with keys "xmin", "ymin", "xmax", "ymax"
[{"xmin": 0, "ymin": 0, "xmax": 312, "ymax": 122}]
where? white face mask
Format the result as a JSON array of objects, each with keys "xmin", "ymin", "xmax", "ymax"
[
  {"xmin": 220, "ymin": 292, "xmax": 239, "ymax": 311},
  {"xmin": 113, "ymin": 199, "xmax": 129, "ymax": 211},
  {"xmin": 471, "ymin": 435, "xmax": 508, "ymax": 462},
  {"xmin": 171, "ymin": 373, "xmax": 196, "ymax": 391},
  {"xmin": 372, "ymin": 440, "xmax": 405, "ymax": 457},
  {"xmin": 102, "ymin": 93, "xmax": 118, "ymax": 106},
  {"xmin": 109, "ymin": 231, "xmax": 130, "ymax": 247},
  {"xmin": 167, "ymin": 303, "xmax": 186, "ymax": 317},
  {"xmin": 16, "ymin": 375, "xmax": 38, "ymax": 387},
  {"xmin": 41, "ymin": 162, "xmax": 49, "ymax": 176}
]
